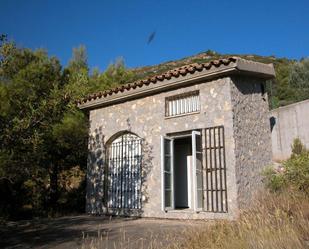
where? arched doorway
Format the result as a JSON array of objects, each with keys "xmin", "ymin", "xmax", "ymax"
[{"xmin": 107, "ymin": 132, "xmax": 142, "ymax": 211}]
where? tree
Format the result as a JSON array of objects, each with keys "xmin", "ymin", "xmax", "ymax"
[
  {"xmin": 93, "ymin": 57, "xmax": 135, "ymax": 90},
  {"xmin": 0, "ymin": 40, "xmax": 89, "ymax": 217},
  {"xmin": 288, "ymin": 58, "xmax": 309, "ymax": 102},
  {"xmin": 68, "ymin": 45, "xmax": 88, "ymax": 73}
]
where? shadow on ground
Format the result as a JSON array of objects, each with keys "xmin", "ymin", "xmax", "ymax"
[{"xmin": 0, "ymin": 215, "xmax": 202, "ymax": 249}]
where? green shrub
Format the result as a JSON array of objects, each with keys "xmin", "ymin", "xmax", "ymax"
[
  {"xmin": 263, "ymin": 138, "xmax": 309, "ymax": 196},
  {"xmin": 263, "ymin": 166, "xmax": 286, "ymax": 192},
  {"xmin": 291, "ymin": 137, "xmax": 307, "ymax": 157},
  {"xmin": 284, "ymin": 150, "xmax": 309, "ymax": 195}
]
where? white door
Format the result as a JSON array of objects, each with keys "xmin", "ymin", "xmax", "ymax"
[
  {"xmin": 192, "ymin": 131, "xmax": 203, "ymax": 211},
  {"xmin": 161, "ymin": 136, "xmax": 174, "ymax": 211}
]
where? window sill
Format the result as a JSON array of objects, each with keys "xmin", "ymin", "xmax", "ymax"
[
  {"xmin": 166, "ymin": 209, "xmax": 195, "ymax": 213},
  {"xmin": 165, "ymin": 111, "xmax": 200, "ymax": 120}
]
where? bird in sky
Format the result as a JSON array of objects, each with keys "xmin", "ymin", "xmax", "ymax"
[{"xmin": 147, "ymin": 31, "xmax": 156, "ymax": 44}]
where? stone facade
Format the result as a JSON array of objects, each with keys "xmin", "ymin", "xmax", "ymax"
[
  {"xmin": 230, "ymin": 76, "xmax": 272, "ymax": 210},
  {"xmin": 80, "ymin": 58, "xmax": 275, "ymax": 220}
]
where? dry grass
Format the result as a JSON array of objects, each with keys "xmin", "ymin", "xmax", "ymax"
[
  {"xmin": 171, "ymin": 191, "xmax": 309, "ymax": 249},
  {"xmin": 80, "ymin": 225, "xmax": 184, "ymax": 249},
  {"xmin": 81, "ymin": 191, "xmax": 309, "ymax": 249}
]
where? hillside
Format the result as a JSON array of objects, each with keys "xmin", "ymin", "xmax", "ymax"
[
  {"xmin": 130, "ymin": 50, "xmax": 290, "ymax": 82},
  {"xmin": 127, "ymin": 50, "xmax": 303, "ymax": 109}
]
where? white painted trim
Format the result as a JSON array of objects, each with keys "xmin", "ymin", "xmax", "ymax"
[
  {"xmin": 169, "ymin": 134, "xmax": 192, "ymax": 139},
  {"xmin": 192, "ymin": 130, "xmax": 201, "ymax": 212},
  {"xmin": 187, "ymin": 155, "xmax": 192, "ymax": 209},
  {"xmin": 171, "ymin": 139, "xmax": 175, "ymax": 210},
  {"xmin": 161, "ymin": 136, "xmax": 174, "ymax": 211},
  {"xmin": 164, "ymin": 111, "xmax": 200, "ymax": 120},
  {"xmin": 160, "ymin": 136, "xmax": 165, "ymax": 211}
]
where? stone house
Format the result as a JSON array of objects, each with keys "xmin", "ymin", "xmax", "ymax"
[{"xmin": 78, "ymin": 57, "xmax": 275, "ymax": 220}]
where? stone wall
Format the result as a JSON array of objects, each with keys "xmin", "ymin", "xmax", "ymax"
[
  {"xmin": 270, "ymin": 99, "xmax": 309, "ymax": 161},
  {"xmin": 87, "ymin": 76, "xmax": 239, "ymax": 219},
  {"xmin": 86, "ymin": 126, "xmax": 105, "ymax": 214},
  {"xmin": 230, "ymin": 76, "xmax": 272, "ymax": 210}
]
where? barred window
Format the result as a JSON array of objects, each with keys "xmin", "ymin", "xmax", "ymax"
[
  {"xmin": 165, "ymin": 90, "xmax": 200, "ymax": 117},
  {"xmin": 107, "ymin": 133, "xmax": 142, "ymax": 210}
]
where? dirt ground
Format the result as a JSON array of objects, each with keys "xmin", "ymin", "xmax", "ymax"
[{"xmin": 0, "ymin": 215, "xmax": 206, "ymax": 249}]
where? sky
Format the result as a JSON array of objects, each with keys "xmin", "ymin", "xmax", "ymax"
[{"xmin": 1, "ymin": 0, "xmax": 308, "ymax": 70}]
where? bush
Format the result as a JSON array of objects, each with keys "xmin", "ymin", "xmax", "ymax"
[
  {"xmin": 284, "ymin": 150, "xmax": 309, "ymax": 195},
  {"xmin": 263, "ymin": 166, "xmax": 286, "ymax": 192},
  {"xmin": 291, "ymin": 138, "xmax": 308, "ymax": 157},
  {"xmin": 263, "ymin": 138, "xmax": 309, "ymax": 196}
]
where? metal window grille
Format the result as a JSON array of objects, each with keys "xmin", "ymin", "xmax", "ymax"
[
  {"xmin": 204, "ymin": 126, "xmax": 228, "ymax": 213},
  {"xmin": 165, "ymin": 90, "xmax": 200, "ymax": 117},
  {"xmin": 107, "ymin": 133, "xmax": 142, "ymax": 210}
]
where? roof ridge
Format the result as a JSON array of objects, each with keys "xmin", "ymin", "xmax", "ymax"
[{"xmin": 77, "ymin": 57, "xmax": 239, "ymax": 105}]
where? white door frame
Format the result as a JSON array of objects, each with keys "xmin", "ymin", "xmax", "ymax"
[
  {"xmin": 192, "ymin": 130, "xmax": 202, "ymax": 211},
  {"xmin": 161, "ymin": 136, "xmax": 174, "ymax": 211},
  {"xmin": 161, "ymin": 131, "xmax": 202, "ymax": 212}
]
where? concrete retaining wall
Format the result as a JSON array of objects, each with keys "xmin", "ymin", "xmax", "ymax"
[{"xmin": 270, "ymin": 99, "xmax": 309, "ymax": 161}]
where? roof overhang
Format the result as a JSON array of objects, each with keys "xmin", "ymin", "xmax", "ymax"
[{"xmin": 78, "ymin": 58, "xmax": 275, "ymax": 110}]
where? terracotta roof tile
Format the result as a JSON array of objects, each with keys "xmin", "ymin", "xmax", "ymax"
[{"xmin": 78, "ymin": 57, "xmax": 238, "ymax": 105}]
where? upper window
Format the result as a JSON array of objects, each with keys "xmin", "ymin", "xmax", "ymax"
[{"xmin": 165, "ymin": 90, "xmax": 200, "ymax": 117}]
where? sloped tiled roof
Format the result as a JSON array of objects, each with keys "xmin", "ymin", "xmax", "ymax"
[{"xmin": 77, "ymin": 57, "xmax": 238, "ymax": 105}]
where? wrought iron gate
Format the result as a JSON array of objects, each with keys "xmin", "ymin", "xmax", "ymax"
[
  {"xmin": 107, "ymin": 133, "xmax": 142, "ymax": 210},
  {"xmin": 204, "ymin": 126, "xmax": 228, "ymax": 213}
]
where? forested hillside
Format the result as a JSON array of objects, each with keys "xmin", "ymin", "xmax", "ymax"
[{"xmin": 0, "ymin": 36, "xmax": 308, "ymax": 220}]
